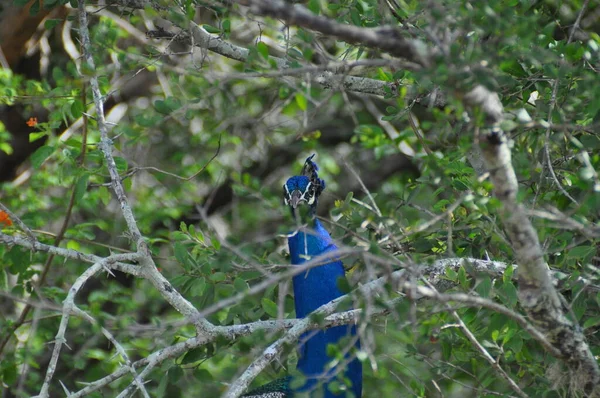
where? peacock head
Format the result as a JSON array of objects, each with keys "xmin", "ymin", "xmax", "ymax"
[{"xmin": 283, "ymin": 155, "xmax": 326, "ymax": 219}]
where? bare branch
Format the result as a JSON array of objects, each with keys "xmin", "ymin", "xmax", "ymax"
[
  {"xmin": 239, "ymin": 0, "xmax": 430, "ymax": 66},
  {"xmin": 76, "ymin": 0, "xmax": 215, "ymax": 337},
  {"xmin": 0, "ymin": 232, "xmax": 142, "ymax": 276},
  {"xmin": 224, "ymin": 266, "xmax": 556, "ymax": 397},
  {"xmin": 71, "ymin": 307, "xmax": 151, "ymax": 398},
  {"xmin": 147, "ymin": 16, "xmax": 415, "ymax": 98},
  {"xmin": 37, "ymin": 261, "xmax": 104, "ymax": 397},
  {"xmin": 449, "ymin": 310, "xmax": 528, "ymax": 398},
  {"xmin": 77, "ymin": 0, "xmax": 145, "ymax": 251}
]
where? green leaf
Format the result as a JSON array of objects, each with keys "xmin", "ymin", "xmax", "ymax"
[
  {"xmin": 190, "ymin": 277, "xmax": 206, "ymax": 296},
  {"xmin": 4, "ymin": 246, "xmax": 29, "ymax": 275},
  {"xmin": 343, "ymin": 192, "xmax": 354, "ymax": 206},
  {"xmin": 308, "ymin": 0, "xmax": 320, "ymax": 14},
  {"xmin": 202, "ymin": 24, "xmax": 220, "ymax": 34},
  {"xmin": 29, "ymin": 0, "xmax": 40, "ymax": 15},
  {"xmin": 173, "ymin": 243, "xmax": 190, "ymax": 267},
  {"xmin": 567, "ymin": 246, "xmax": 594, "ymax": 259},
  {"xmin": 506, "ymin": 336, "xmax": 523, "ymax": 353},
  {"xmin": 210, "ymin": 236, "xmax": 221, "ymax": 251},
  {"xmin": 71, "ymin": 98, "xmax": 84, "ymax": 119},
  {"xmin": 29, "ymin": 131, "xmax": 47, "ymax": 142},
  {"xmin": 256, "ymin": 41, "xmax": 269, "ymax": 59},
  {"xmin": 279, "ymin": 86, "xmax": 290, "ymax": 99},
  {"xmin": 295, "ymin": 93, "xmax": 307, "ymax": 111},
  {"xmin": 43, "ymin": 0, "xmax": 58, "ymax": 9},
  {"xmin": 168, "ymin": 366, "xmax": 183, "ymax": 382},
  {"xmin": 44, "ymin": 19, "xmax": 62, "ymax": 30},
  {"xmin": 0, "ymin": 143, "xmax": 13, "ymax": 155},
  {"xmin": 233, "ymin": 277, "xmax": 248, "ymax": 292},
  {"xmin": 445, "ymin": 267, "xmax": 458, "ymax": 281},
  {"xmin": 195, "ymin": 229, "xmax": 205, "ymax": 243},
  {"xmin": 503, "ymin": 264, "xmax": 514, "ymax": 283},
  {"xmin": 336, "ymin": 277, "xmax": 351, "ymax": 294},
  {"xmin": 475, "ymin": 277, "xmax": 492, "ymax": 298},
  {"xmin": 31, "ymin": 145, "xmax": 54, "ymax": 169},
  {"xmin": 572, "ymin": 294, "xmax": 587, "ymax": 320},
  {"xmin": 209, "ymin": 272, "xmax": 226, "ymax": 282},
  {"xmin": 377, "ymin": 68, "xmax": 392, "ymax": 82},
  {"xmin": 2, "ymin": 364, "xmax": 17, "ymax": 386},
  {"xmin": 222, "ymin": 19, "xmax": 231, "ymax": 33},
  {"xmin": 458, "ymin": 266, "xmax": 468, "ymax": 288},
  {"xmin": 0, "ymin": 268, "xmax": 7, "ymax": 290},
  {"xmin": 74, "ymin": 173, "xmax": 89, "ymax": 204},
  {"xmin": 451, "ymin": 179, "xmax": 470, "ymax": 191},
  {"xmin": 194, "ymin": 368, "xmax": 213, "ymax": 382},
  {"xmin": 583, "ymin": 316, "xmax": 600, "ymax": 329},
  {"xmin": 182, "ymin": 348, "xmax": 205, "ymax": 364},
  {"xmin": 491, "ymin": 329, "xmax": 499, "ymax": 341},
  {"xmin": 180, "ymin": 221, "xmax": 188, "ymax": 233},
  {"xmin": 350, "ymin": 8, "xmax": 361, "ymax": 26},
  {"xmin": 261, "ymin": 298, "xmax": 278, "ymax": 317},
  {"xmin": 114, "ymin": 156, "xmax": 128, "ymax": 173},
  {"xmin": 499, "ymin": 59, "xmax": 526, "ymax": 77},
  {"xmin": 440, "ymin": 339, "xmax": 452, "ymax": 360},
  {"xmin": 501, "ymin": 282, "xmax": 518, "ymax": 307},
  {"xmin": 154, "ymin": 97, "xmax": 182, "ymax": 115}
]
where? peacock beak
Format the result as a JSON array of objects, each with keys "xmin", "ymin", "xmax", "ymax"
[{"xmin": 289, "ymin": 190, "xmax": 303, "ymax": 208}]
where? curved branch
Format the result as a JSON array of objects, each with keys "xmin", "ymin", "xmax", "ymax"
[
  {"xmin": 464, "ymin": 84, "xmax": 600, "ymax": 393},
  {"xmin": 37, "ymin": 261, "xmax": 104, "ymax": 397},
  {"xmin": 239, "ymin": 0, "xmax": 430, "ymax": 66}
]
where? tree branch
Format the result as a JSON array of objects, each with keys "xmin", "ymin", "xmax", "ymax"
[
  {"xmin": 239, "ymin": 0, "xmax": 430, "ymax": 66},
  {"xmin": 0, "ymin": 232, "xmax": 142, "ymax": 276},
  {"xmin": 144, "ymin": 15, "xmax": 413, "ymax": 98},
  {"xmin": 463, "ymin": 84, "xmax": 600, "ymax": 393},
  {"xmin": 47, "ymin": 254, "xmax": 548, "ymax": 396},
  {"xmin": 76, "ymin": 0, "xmax": 215, "ymax": 336},
  {"xmin": 224, "ymin": 265, "xmax": 558, "ymax": 397},
  {"xmin": 37, "ymin": 261, "xmax": 104, "ymax": 397}
]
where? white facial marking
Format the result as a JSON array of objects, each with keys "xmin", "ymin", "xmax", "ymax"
[
  {"xmin": 284, "ymin": 183, "xmax": 290, "ymax": 205},
  {"xmin": 303, "ymin": 181, "xmax": 314, "ymax": 204}
]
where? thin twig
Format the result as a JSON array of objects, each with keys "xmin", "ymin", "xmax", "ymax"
[
  {"xmin": 344, "ymin": 159, "xmax": 383, "ymax": 217},
  {"xmin": 37, "ymin": 261, "xmax": 104, "ymax": 397},
  {"xmin": 0, "ymin": 202, "xmax": 35, "ymax": 240},
  {"xmin": 449, "ymin": 310, "xmax": 528, "ymax": 398}
]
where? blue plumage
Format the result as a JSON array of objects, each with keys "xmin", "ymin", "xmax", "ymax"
[
  {"xmin": 244, "ymin": 155, "xmax": 362, "ymax": 398},
  {"xmin": 289, "ymin": 219, "xmax": 362, "ymax": 398},
  {"xmin": 286, "ymin": 155, "xmax": 362, "ymax": 397}
]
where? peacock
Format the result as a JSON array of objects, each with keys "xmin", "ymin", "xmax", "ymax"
[{"xmin": 243, "ymin": 155, "xmax": 362, "ymax": 397}]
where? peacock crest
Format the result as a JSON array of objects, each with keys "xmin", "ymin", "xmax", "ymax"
[{"xmin": 283, "ymin": 154, "xmax": 326, "ymax": 215}]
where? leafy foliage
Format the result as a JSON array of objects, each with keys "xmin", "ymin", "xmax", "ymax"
[{"xmin": 0, "ymin": 0, "xmax": 599, "ymax": 397}]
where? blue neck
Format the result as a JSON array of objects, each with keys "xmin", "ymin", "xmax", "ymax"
[
  {"xmin": 289, "ymin": 219, "xmax": 343, "ymax": 317},
  {"xmin": 288, "ymin": 219, "xmax": 362, "ymax": 397}
]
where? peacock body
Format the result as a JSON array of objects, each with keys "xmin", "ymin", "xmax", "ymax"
[
  {"xmin": 288, "ymin": 218, "xmax": 363, "ymax": 398},
  {"xmin": 243, "ymin": 156, "xmax": 362, "ymax": 397}
]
